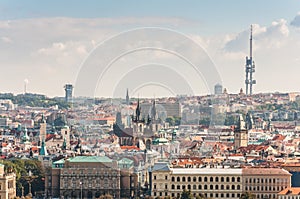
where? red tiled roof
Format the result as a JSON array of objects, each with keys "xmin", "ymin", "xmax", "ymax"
[
  {"xmin": 278, "ymin": 187, "xmax": 300, "ymax": 195},
  {"xmin": 46, "ymin": 134, "xmax": 55, "ymax": 142},
  {"xmin": 120, "ymin": 146, "xmax": 140, "ymax": 151},
  {"xmin": 272, "ymin": 134, "xmax": 286, "ymax": 141}
]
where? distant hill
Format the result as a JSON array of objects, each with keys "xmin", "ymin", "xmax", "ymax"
[{"xmin": 0, "ymin": 93, "xmax": 69, "ymax": 109}]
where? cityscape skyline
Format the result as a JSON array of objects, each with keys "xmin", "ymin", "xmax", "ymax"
[{"xmin": 0, "ymin": 1, "xmax": 300, "ymax": 97}]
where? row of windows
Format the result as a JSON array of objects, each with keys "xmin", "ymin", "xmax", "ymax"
[
  {"xmin": 245, "ymin": 178, "xmax": 288, "ymax": 184},
  {"xmin": 153, "ymin": 192, "xmax": 241, "ymax": 198},
  {"xmin": 257, "ymin": 194, "xmax": 276, "ymax": 199},
  {"xmin": 154, "ymin": 192, "xmax": 278, "ymax": 199},
  {"xmin": 154, "ymin": 176, "xmax": 289, "ymax": 185},
  {"xmin": 170, "ymin": 184, "xmax": 241, "ymax": 190},
  {"xmin": 278, "ymin": 196, "xmax": 300, "ymax": 199},
  {"xmin": 170, "ymin": 176, "xmax": 241, "ymax": 183},
  {"xmin": 62, "ymin": 169, "xmax": 118, "ymax": 175},
  {"xmin": 63, "ymin": 179, "xmax": 118, "ymax": 189},
  {"xmin": 61, "ymin": 176, "xmax": 117, "ymax": 180},
  {"xmin": 245, "ymin": 185, "xmax": 287, "ymax": 192}
]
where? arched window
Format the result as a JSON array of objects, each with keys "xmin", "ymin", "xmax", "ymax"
[
  {"xmin": 204, "ymin": 185, "xmax": 207, "ymax": 190},
  {"xmin": 172, "ymin": 177, "xmax": 175, "ymax": 182},
  {"xmin": 215, "ymin": 185, "xmax": 219, "ymax": 189},
  {"xmin": 193, "ymin": 177, "xmax": 196, "ymax": 182},
  {"xmin": 210, "ymin": 185, "xmax": 213, "ymax": 189},
  {"xmin": 232, "ymin": 177, "xmax": 235, "ymax": 182},
  {"xmin": 177, "ymin": 177, "xmax": 180, "ymax": 182},
  {"xmin": 210, "ymin": 177, "xmax": 213, "ymax": 182},
  {"xmin": 193, "ymin": 185, "xmax": 196, "ymax": 189},
  {"xmin": 226, "ymin": 177, "xmax": 230, "ymax": 182},
  {"xmin": 226, "ymin": 185, "xmax": 230, "ymax": 190},
  {"xmin": 177, "ymin": 185, "xmax": 180, "ymax": 190},
  {"xmin": 182, "ymin": 177, "xmax": 186, "ymax": 182},
  {"xmin": 198, "ymin": 177, "xmax": 202, "ymax": 182},
  {"xmin": 198, "ymin": 185, "xmax": 202, "ymax": 189},
  {"xmin": 188, "ymin": 185, "xmax": 191, "ymax": 190},
  {"xmin": 221, "ymin": 185, "xmax": 224, "ymax": 189},
  {"xmin": 237, "ymin": 177, "xmax": 241, "ymax": 182},
  {"xmin": 237, "ymin": 185, "xmax": 240, "ymax": 190},
  {"xmin": 215, "ymin": 177, "xmax": 219, "ymax": 182},
  {"xmin": 204, "ymin": 177, "xmax": 207, "ymax": 182},
  {"xmin": 172, "ymin": 185, "xmax": 175, "ymax": 189},
  {"xmin": 188, "ymin": 177, "xmax": 191, "ymax": 182},
  {"xmin": 232, "ymin": 185, "xmax": 235, "ymax": 190},
  {"xmin": 221, "ymin": 177, "xmax": 224, "ymax": 182}
]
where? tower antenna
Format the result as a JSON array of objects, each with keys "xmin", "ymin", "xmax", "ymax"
[{"xmin": 245, "ymin": 25, "xmax": 256, "ymax": 95}]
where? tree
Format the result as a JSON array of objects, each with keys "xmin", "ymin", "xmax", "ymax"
[
  {"xmin": 240, "ymin": 192, "xmax": 256, "ymax": 199},
  {"xmin": 99, "ymin": 194, "xmax": 113, "ymax": 199},
  {"xmin": 180, "ymin": 189, "xmax": 192, "ymax": 199},
  {"xmin": 195, "ymin": 194, "xmax": 206, "ymax": 199},
  {"xmin": 2, "ymin": 159, "xmax": 45, "ymax": 197}
]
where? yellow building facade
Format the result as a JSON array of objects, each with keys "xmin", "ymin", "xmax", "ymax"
[{"xmin": 0, "ymin": 164, "xmax": 16, "ymax": 199}]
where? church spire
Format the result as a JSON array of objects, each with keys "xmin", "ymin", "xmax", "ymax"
[
  {"xmin": 151, "ymin": 99, "xmax": 157, "ymax": 121},
  {"xmin": 126, "ymin": 88, "xmax": 130, "ymax": 105},
  {"xmin": 136, "ymin": 98, "xmax": 141, "ymax": 121},
  {"xmin": 39, "ymin": 139, "xmax": 48, "ymax": 156}
]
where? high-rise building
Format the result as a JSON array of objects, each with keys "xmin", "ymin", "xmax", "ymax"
[
  {"xmin": 64, "ymin": 84, "xmax": 73, "ymax": 103},
  {"xmin": 214, "ymin": 83, "xmax": 223, "ymax": 95}
]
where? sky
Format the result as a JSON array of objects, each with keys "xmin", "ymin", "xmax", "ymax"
[{"xmin": 0, "ymin": 1, "xmax": 300, "ymax": 98}]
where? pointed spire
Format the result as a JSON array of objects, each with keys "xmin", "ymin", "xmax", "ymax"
[
  {"xmin": 126, "ymin": 88, "xmax": 130, "ymax": 105},
  {"xmin": 39, "ymin": 139, "xmax": 48, "ymax": 156},
  {"xmin": 22, "ymin": 126, "xmax": 30, "ymax": 143},
  {"xmin": 62, "ymin": 138, "xmax": 67, "ymax": 150},
  {"xmin": 237, "ymin": 114, "xmax": 246, "ymax": 130},
  {"xmin": 41, "ymin": 113, "xmax": 46, "ymax": 123},
  {"xmin": 136, "ymin": 98, "xmax": 141, "ymax": 121},
  {"xmin": 151, "ymin": 99, "xmax": 157, "ymax": 121}
]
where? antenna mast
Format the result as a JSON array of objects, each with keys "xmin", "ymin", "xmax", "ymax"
[{"xmin": 245, "ymin": 25, "xmax": 256, "ymax": 95}]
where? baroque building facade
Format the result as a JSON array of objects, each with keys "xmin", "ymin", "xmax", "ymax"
[
  {"xmin": 45, "ymin": 156, "xmax": 138, "ymax": 199},
  {"xmin": 151, "ymin": 162, "xmax": 291, "ymax": 199}
]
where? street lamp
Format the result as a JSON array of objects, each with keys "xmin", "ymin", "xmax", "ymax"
[
  {"xmin": 28, "ymin": 170, "xmax": 33, "ymax": 197},
  {"xmin": 21, "ymin": 186, "xmax": 24, "ymax": 199},
  {"xmin": 79, "ymin": 181, "xmax": 83, "ymax": 199}
]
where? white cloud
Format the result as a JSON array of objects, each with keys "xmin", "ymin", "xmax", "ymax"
[
  {"xmin": 1, "ymin": 36, "xmax": 12, "ymax": 43},
  {"xmin": 0, "ymin": 20, "xmax": 10, "ymax": 29},
  {"xmin": 0, "ymin": 16, "xmax": 299, "ymax": 96},
  {"xmin": 224, "ymin": 19, "xmax": 289, "ymax": 53}
]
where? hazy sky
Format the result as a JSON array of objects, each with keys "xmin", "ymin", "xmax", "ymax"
[{"xmin": 0, "ymin": 1, "xmax": 300, "ymax": 98}]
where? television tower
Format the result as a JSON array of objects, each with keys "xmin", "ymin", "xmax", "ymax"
[{"xmin": 245, "ymin": 25, "xmax": 256, "ymax": 95}]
